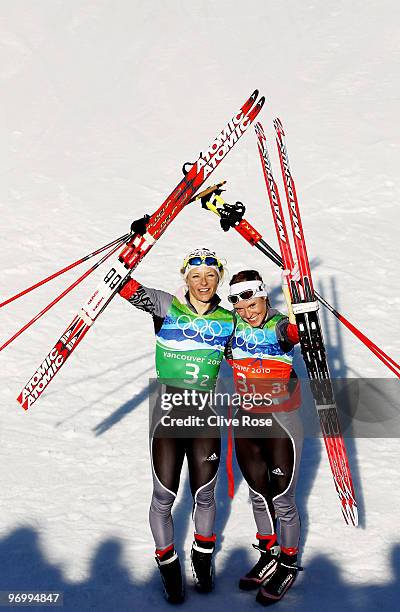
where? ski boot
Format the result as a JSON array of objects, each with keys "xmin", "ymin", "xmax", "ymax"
[
  {"xmin": 256, "ymin": 549, "xmax": 302, "ymax": 605},
  {"xmin": 190, "ymin": 533, "xmax": 216, "ymax": 593},
  {"xmin": 239, "ymin": 533, "xmax": 280, "ymax": 591},
  {"xmin": 155, "ymin": 545, "xmax": 185, "ymax": 604}
]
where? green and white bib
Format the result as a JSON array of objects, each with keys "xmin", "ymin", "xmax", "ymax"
[{"xmin": 156, "ymin": 297, "xmax": 234, "ymax": 391}]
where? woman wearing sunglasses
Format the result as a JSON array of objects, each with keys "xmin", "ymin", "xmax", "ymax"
[
  {"xmin": 119, "ymin": 246, "xmax": 234, "ymax": 604},
  {"xmin": 226, "ymin": 268, "xmax": 303, "ymax": 605}
]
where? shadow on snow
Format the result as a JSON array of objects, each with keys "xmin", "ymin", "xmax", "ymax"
[{"xmin": 0, "ymin": 526, "xmax": 398, "ymax": 611}]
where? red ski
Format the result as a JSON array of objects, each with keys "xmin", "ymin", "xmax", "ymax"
[
  {"xmin": 17, "ymin": 90, "xmax": 265, "ymax": 410},
  {"xmin": 270, "ymin": 118, "xmax": 358, "ymax": 525}
]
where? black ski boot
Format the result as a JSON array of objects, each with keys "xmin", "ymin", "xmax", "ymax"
[
  {"xmin": 155, "ymin": 547, "xmax": 185, "ymax": 604},
  {"xmin": 190, "ymin": 535, "xmax": 215, "ymax": 593},
  {"xmin": 256, "ymin": 552, "xmax": 302, "ymax": 605},
  {"xmin": 239, "ymin": 534, "xmax": 280, "ymax": 591}
]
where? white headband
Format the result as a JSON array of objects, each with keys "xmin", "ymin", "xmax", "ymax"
[{"xmin": 229, "ymin": 280, "xmax": 268, "ymax": 300}]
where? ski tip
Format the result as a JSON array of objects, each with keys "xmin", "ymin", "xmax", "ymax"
[
  {"xmin": 16, "ymin": 394, "xmax": 28, "ymax": 411},
  {"xmin": 248, "ymin": 96, "xmax": 265, "ymax": 120},
  {"xmin": 254, "ymin": 122, "xmax": 265, "ymax": 139},
  {"xmin": 242, "ymin": 89, "xmax": 259, "ymax": 114},
  {"xmin": 342, "ymin": 502, "xmax": 358, "ymax": 527},
  {"xmin": 273, "ymin": 117, "xmax": 285, "ymax": 136},
  {"xmin": 240, "ymin": 89, "xmax": 259, "ymax": 115},
  {"xmin": 348, "ymin": 514, "xmax": 359, "ymax": 527},
  {"xmin": 351, "ymin": 507, "xmax": 359, "ymax": 527}
]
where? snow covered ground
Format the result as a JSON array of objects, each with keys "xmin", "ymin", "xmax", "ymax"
[{"xmin": 1, "ymin": 1, "xmax": 399, "ymax": 610}]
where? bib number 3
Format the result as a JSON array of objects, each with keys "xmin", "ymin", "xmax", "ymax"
[{"xmin": 183, "ymin": 363, "xmax": 210, "ymax": 387}]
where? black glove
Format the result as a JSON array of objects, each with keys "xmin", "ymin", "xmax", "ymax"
[
  {"xmin": 131, "ymin": 214, "xmax": 150, "ymax": 236},
  {"xmin": 219, "ymin": 202, "xmax": 245, "ymax": 231},
  {"xmin": 220, "ymin": 217, "xmax": 232, "ymax": 232}
]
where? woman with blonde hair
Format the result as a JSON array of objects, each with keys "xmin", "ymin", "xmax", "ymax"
[{"xmin": 120, "ymin": 246, "xmax": 234, "ymax": 603}]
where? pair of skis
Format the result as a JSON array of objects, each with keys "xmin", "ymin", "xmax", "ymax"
[
  {"xmin": 15, "ymin": 89, "xmax": 265, "ymax": 410},
  {"xmin": 199, "ymin": 122, "xmax": 359, "ymax": 525},
  {"xmin": 258, "ymin": 119, "xmax": 358, "ymax": 526}
]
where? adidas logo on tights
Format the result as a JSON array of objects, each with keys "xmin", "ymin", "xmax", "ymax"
[{"xmin": 206, "ymin": 453, "xmax": 218, "ymax": 461}]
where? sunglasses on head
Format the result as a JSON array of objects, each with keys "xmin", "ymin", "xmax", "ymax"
[
  {"xmin": 187, "ymin": 256, "xmax": 221, "ymax": 267},
  {"xmin": 228, "ymin": 286, "xmax": 263, "ymax": 304}
]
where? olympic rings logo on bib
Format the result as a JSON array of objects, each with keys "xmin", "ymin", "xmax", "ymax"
[
  {"xmin": 234, "ymin": 322, "xmax": 267, "ymax": 351},
  {"xmin": 176, "ymin": 314, "xmax": 223, "ymax": 342}
]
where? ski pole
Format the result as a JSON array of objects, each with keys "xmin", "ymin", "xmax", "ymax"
[
  {"xmin": 0, "ymin": 237, "xmax": 127, "ymax": 353},
  {"xmin": 0, "ymin": 233, "xmax": 131, "ymax": 309},
  {"xmin": 1, "ymin": 183, "xmax": 227, "ymax": 310}
]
